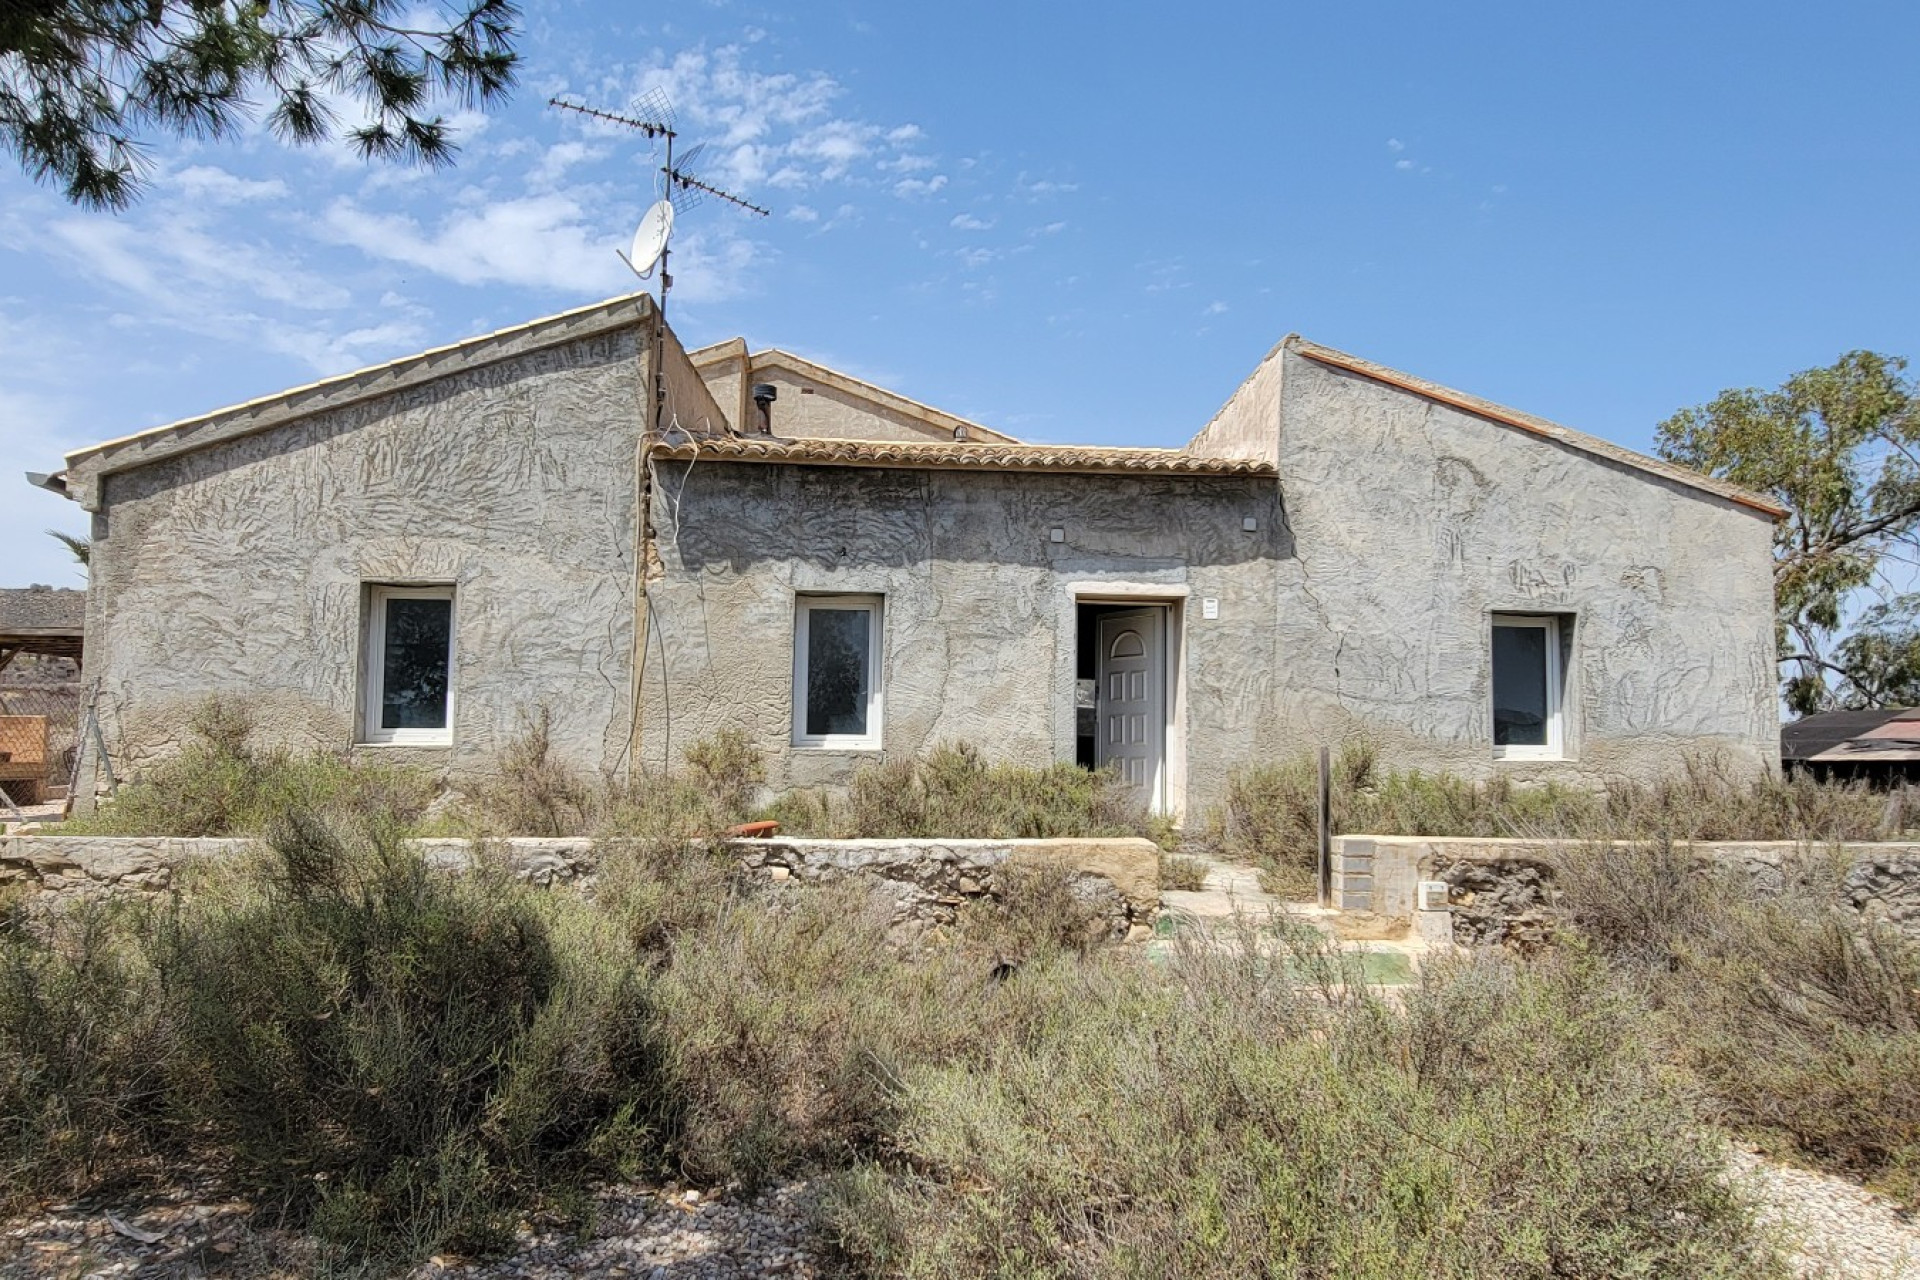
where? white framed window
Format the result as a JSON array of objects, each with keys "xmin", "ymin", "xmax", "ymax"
[
  {"xmin": 1491, "ymin": 613, "xmax": 1564, "ymax": 760},
  {"xmin": 361, "ymin": 585, "xmax": 456, "ymax": 746},
  {"xmin": 792, "ymin": 594, "xmax": 884, "ymax": 749}
]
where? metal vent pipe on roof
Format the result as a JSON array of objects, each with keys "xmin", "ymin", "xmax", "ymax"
[{"xmin": 751, "ymin": 383, "xmax": 777, "ymax": 435}]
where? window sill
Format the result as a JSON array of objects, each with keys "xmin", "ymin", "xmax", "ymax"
[
  {"xmin": 357, "ymin": 738, "xmax": 454, "ymax": 749},
  {"xmin": 791, "ymin": 740, "xmax": 884, "ymax": 752},
  {"xmin": 1493, "ymin": 752, "xmax": 1570, "ymax": 765}
]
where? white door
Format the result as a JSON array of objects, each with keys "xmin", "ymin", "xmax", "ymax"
[{"xmin": 1097, "ymin": 608, "xmax": 1166, "ymax": 811}]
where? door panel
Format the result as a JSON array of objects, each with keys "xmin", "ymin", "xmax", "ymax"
[{"xmin": 1096, "ymin": 608, "xmax": 1166, "ymax": 811}]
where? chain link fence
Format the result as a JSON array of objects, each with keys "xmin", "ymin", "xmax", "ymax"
[{"xmin": 0, "ymin": 656, "xmax": 82, "ymax": 807}]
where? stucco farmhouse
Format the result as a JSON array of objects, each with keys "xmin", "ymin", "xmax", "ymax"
[{"xmin": 35, "ymin": 293, "xmax": 1783, "ymax": 818}]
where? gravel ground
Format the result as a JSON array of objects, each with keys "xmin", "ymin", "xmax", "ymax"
[
  {"xmin": 0, "ymin": 1180, "xmax": 826, "ymax": 1279},
  {"xmin": 1730, "ymin": 1147, "xmax": 1920, "ymax": 1279}
]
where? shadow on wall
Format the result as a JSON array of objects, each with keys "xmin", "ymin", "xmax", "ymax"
[{"xmin": 662, "ymin": 465, "xmax": 1292, "ymax": 575}]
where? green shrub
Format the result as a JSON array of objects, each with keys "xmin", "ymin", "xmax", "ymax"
[
  {"xmin": 61, "ymin": 697, "xmax": 439, "ymax": 837},
  {"xmin": 1159, "ymin": 852, "xmax": 1209, "ymax": 892},
  {"xmin": 153, "ymin": 813, "xmax": 662, "ymax": 1258},
  {"xmin": 842, "ymin": 742, "xmax": 1169, "ymax": 844},
  {"xmin": 1207, "ymin": 743, "xmax": 1895, "ymax": 897},
  {"xmin": 1553, "ymin": 842, "xmax": 1920, "ymax": 1203},
  {"xmin": 459, "ymin": 720, "xmax": 765, "ymax": 839},
  {"xmin": 0, "ymin": 896, "xmax": 170, "ymax": 1208},
  {"xmin": 652, "ymin": 885, "xmax": 998, "ymax": 1185},
  {"xmin": 681, "ymin": 727, "xmax": 767, "ymax": 821},
  {"xmin": 957, "ymin": 860, "xmax": 1109, "ymax": 963},
  {"xmin": 593, "ymin": 833, "xmax": 739, "ymax": 956},
  {"xmin": 825, "ymin": 944, "xmax": 1780, "ymax": 1278},
  {"xmin": 459, "ymin": 707, "xmax": 598, "ymax": 837}
]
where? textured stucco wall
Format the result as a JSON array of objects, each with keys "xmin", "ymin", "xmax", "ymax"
[
  {"xmin": 1188, "ymin": 338, "xmax": 1285, "ymax": 463},
  {"xmin": 1266, "ymin": 350, "xmax": 1778, "ymax": 781},
  {"xmin": 755, "ymin": 367, "xmax": 960, "ymax": 443},
  {"xmin": 79, "ymin": 326, "xmax": 651, "ymax": 787},
  {"xmin": 637, "ymin": 461, "xmax": 1285, "ymax": 816},
  {"xmin": 660, "ymin": 330, "xmax": 732, "ymax": 438}
]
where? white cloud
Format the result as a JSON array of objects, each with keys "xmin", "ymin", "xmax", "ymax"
[
  {"xmin": 1034, "ymin": 220, "xmax": 1067, "ymax": 235},
  {"xmin": 319, "ymin": 194, "xmax": 627, "ymax": 293},
  {"xmin": 787, "ymin": 204, "xmax": 820, "ymax": 222},
  {"xmin": 1204, "ymin": 300, "xmax": 1229, "ymax": 315},
  {"xmin": 949, "ymin": 212, "xmax": 992, "ymax": 231},
  {"xmin": 893, "ymin": 174, "xmax": 948, "ymax": 198},
  {"xmin": 957, "ymin": 247, "xmax": 998, "ymax": 269},
  {"xmin": 1016, "ymin": 175, "xmax": 1078, "ymax": 199},
  {"xmin": 608, "ymin": 43, "xmax": 928, "ymax": 195},
  {"xmin": 1387, "ymin": 137, "xmax": 1405, "ymax": 151},
  {"xmin": 46, "ymin": 214, "xmax": 350, "ymax": 313},
  {"xmin": 529, "ymin": 141, "xmax": 607, "ymax": 188},
  {"xmin": 170, "ymin": 165, "xmax": 289, "ymax": 204},
  {"xmin": 1395, "ymin": 158, "xmax": 1414, "ymax": 170}
]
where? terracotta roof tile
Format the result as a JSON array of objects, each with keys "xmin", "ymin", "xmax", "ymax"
[{"xmin": 651, "ymin": 435, "xmax": 1277, "ymax": 477}]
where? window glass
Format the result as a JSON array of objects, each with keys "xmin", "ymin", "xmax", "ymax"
[
  {"xmin": 805, "ymin": 607, "xmax": 871, "ymax": 737},
  {"xmin": 381, "ymin": 597, "xmax": 452, "ymax": 730},
  {"xmin": 1492, "ymin": 623, "xmax": 1548, "ymax": 746}
]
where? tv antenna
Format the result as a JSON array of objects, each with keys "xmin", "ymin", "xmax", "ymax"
[{"xmin": 548, "ymin": 90, "xmax": 769, "ymax": 323}]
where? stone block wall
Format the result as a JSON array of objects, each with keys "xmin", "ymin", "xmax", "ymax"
[
  {"xmin": 1329, "ymin": 834, "xmax": 1920, "ymax": 946},
  {"xmin": 0, "ymin": 834, "xmax": 1159, "ymax": 941}
]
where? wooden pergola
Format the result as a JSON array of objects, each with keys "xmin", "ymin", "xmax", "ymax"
[{"xmin": 0, "ymin": 587, "xmax": 84, "ymax": 673}]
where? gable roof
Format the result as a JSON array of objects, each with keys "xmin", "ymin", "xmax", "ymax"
[
  {"xmin": 652, "ymin": 434, "xmax": 1275, "ymax": 477},
  {"xmin": 1285, "ymin": 337, "xmax": 1787, "ymax": 519},
  {"xmin": 55, "ymin": 293, "xmax": 656, "ymax": 507},
  {"xmin": 687, "ymin": 341, "xmax": 1020, "ymax": 444}
]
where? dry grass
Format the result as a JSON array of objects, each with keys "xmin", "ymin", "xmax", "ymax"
[
  {"xmin": 59, "ymin": 697, "xmax": 439, "ymax": 838},
  {"xmin": 1549, "ymin": 841, "xmax": 1920, "ymax": 1205},
  {"xmin": 824, "ymin": 938, "xmax": 1779, "ymax": 1279},
  {"xmin": 1207, "ymin": 742, "xmax": 1898, "ymax": 895},
  {"xmin": 768, "ymin": 742, "xmax": 1175, "ymax": 846},
  {"xmin": 1158, "ymin": 852, "xmax": 1209, "ymax": 892}
]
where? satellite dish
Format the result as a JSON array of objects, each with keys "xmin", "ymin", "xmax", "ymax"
[{"xmin": 624, "ymin": 199, "xmax": 674, "ymax": 278}]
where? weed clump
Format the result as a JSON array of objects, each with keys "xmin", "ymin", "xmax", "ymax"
[
  {"xmin": 0, "ymin": 895, "xmax": 168, "ymax": 1208},
  {"xmin": 62, "ymin": 697, "xmax": 438, "ymax": 837},
  {"xmin": 161, "ymin": 815, "xmax": 658, "ymax": 1258},
  {"xmin": 777, "ymin": 742, "xmax": 1170, "ymax": 844},
  {"xmin": 1552, "ymin": 843, "xmax": 1920, "ymax": 1204},
  {"xmin": 1207, "ymin": 742, "xmax": 1896, "ymax": 897},
  {"xmin": 826, "ymin": 942, "xmax": 1777, "ymax": 1279},
  {"xmin": 1158, "ymin": 852, "xmax": 1209, "ymax": 892}
]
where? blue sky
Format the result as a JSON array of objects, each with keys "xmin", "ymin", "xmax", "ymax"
[{"xmin": 4, "ymin": 0, "xmax": 1917, "ymax": 588}]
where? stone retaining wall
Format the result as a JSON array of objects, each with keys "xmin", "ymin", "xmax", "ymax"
[
  {"xmin": 0, "ymin": 834, "xmax": 1160, "ymax": 940},
  {"xmin": 1330, "ymin": 835, "xmax": 1920, "ymax": 947}
]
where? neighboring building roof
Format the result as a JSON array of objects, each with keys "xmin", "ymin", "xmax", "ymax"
[
  {"xmin": 687, "ymin": 341, "xmax": 1021, "ymax": 444},
  {"xmin": 1782, "ymin": 707, "xmax": 1920, "ymax": 765},
  {"xmin": 0, "ymin": 586, "xmax": 84, "ymax": 635},
  {"xmin": 0, "ymin": 586, "xmax": 85, "ymax": 663},
  {"xmin": 57, "ymin": 293, "xmax": 657, "ymax": 500},
  {"xmin": 652, "ymin": 435, "xmax": 1277, "ymax": 477},
  {"xmin": 1285, "ymin": 337, "xmax": 1788, "ymax": 520}
]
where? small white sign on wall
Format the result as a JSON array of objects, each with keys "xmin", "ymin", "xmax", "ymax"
[{"xmin": 1202, "ymin": 597, "xmax": 1219, "ymax": 620}]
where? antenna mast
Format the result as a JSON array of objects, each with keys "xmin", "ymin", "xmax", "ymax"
[{"xmin": 548, "ymin": 92, "xmax": 768, "ymax": 324}]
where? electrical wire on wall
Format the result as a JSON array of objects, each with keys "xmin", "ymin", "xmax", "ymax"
[{"xmin": 632, "ymin": 352, "xmax": 719, "ymax": 778}]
